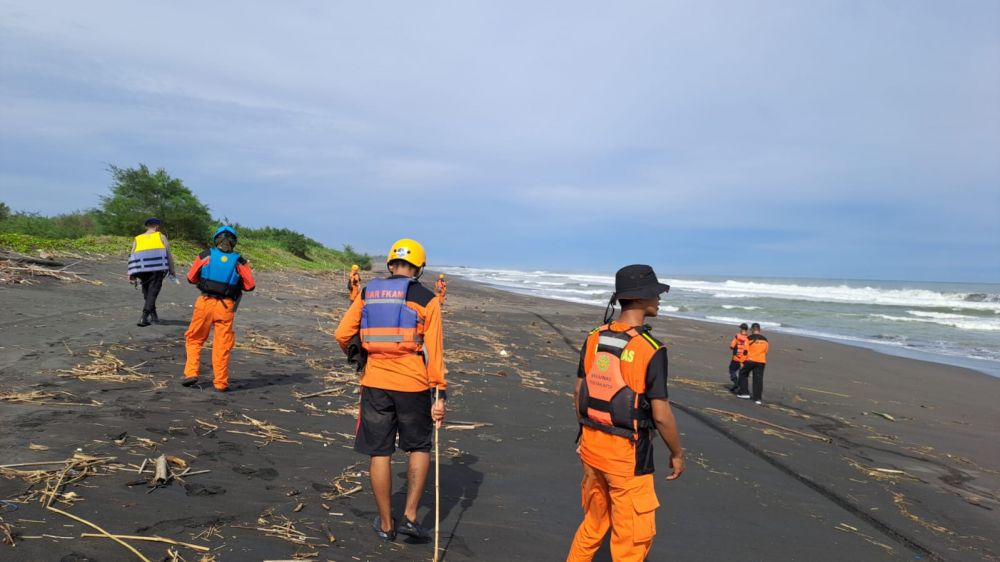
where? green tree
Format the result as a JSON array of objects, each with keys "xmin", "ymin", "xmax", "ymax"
[
  {"xmin": 97, "ymin": 164, "xmax": 213, "ymax": 242},
  {"xmin": 0, "ymin": 202, "xmax": 10, "ymax": 223}
]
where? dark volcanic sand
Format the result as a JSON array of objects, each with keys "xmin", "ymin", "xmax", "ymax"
[{"xmin": 0, "ymin": 261, "xmax": 997, "ymax": 561}]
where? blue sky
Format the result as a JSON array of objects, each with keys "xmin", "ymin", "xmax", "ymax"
[{"xmin": 1, "ymin": 1, "xmax": 998, "ymax": 282}]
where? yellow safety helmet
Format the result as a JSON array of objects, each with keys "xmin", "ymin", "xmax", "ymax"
[
  {"xmin": 351, "ymin": 264, "xmax": 359, "ymax": 271},
  {"xmin": 439, "ymin": 274, "xmax": 445, "ymax": 279},
  {"xmin": 386, "ymin": 238, "xmax": 426, "ymax": 269}
]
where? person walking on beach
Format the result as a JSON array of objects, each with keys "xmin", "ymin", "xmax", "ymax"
[
  {"xmin": 434, "ymin": 273, "xmax": 447, "ymax": 305},
  {"xmin": 728, "ymin": 323, "xmax": 749, "ymax": 392},
  {"xmin": 181, "ymin": 226, "xmax": 256, "ymax": 392},
  {"xmin": 127, "ymin": 217, "xmax": 175, "ymax": 327},
  {"xmin": 348, "ymin": 264, "xmax": 362, "ymax": 301},
  {"xmin": 567, "ymin": 264, "xmax": 684, "ymax": 562},
  {"xmin": 334, "ymin": 238, "xmax": 447, "ymax": 543},
  {"xmin": 736, "ymin": 322, "xmax": 769, "ymax": 404}
]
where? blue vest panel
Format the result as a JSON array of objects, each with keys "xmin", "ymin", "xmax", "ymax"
[
  {"xmin": 197, "ymin": 248, "xmax": 242, "ymax": 298},
  {"xmin": 361, "ymin": 277, "xmax": 419, "ymax": 332}
]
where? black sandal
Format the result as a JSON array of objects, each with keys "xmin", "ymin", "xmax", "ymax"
[{"xmin": 372, "ymin": 515, "xmax": 396, "ymax": 542}]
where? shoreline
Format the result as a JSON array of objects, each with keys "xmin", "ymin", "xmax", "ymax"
[
  {"xmin": 0, "ymin": 261, "xmax": 997, "ymax": 561},
  {"xmin": 433, "ymin": 270, "xmax": 1000, "ymax": 379}
]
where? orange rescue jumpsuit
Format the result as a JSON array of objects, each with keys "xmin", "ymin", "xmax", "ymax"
[
  {"xmin": 349, "ymin": 271, "xmax": 361, "ymax": 301},
  {"xmin": 434, "ymin": 279, "xmax": 447, "ymax": 305},
  {"xmin": 568, "ymin": 321, "xmax": 667, "ymax": 562},
  {"xmin": 183, "ymin": 253, "xmax": 255, "ymax": 390}
]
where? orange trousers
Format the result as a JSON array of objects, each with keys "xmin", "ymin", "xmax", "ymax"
[
  {"xmin": 184, "ymin": 295, "xmax": 236, "ymax": 390},
  {"xmin": 566, "ymin": 462, "xmax": 659, "ymax": 562}
]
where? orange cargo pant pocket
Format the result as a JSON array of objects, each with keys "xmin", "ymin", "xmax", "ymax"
[{"xmin": 630, "ymin": 481, "xmax": 659, "ymax": 544}]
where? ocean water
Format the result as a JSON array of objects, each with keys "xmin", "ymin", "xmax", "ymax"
[{"xmin": 437, "ymin": 267, "xmax": 1000, "ymax": 377}]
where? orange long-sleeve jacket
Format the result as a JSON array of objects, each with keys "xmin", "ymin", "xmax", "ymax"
[
  {"xmin": 744, "ymin": 334, "xmax": 768, "ymax": 364},
  {"xmin": 335, "ymin": 277, "xmax": 446, "ymax": 394}
]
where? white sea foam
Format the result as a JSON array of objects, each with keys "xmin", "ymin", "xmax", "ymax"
[
  {"xmin": 670, "ymin": 279, "xmax": 1000, "ymax": 313},
  {"xmin": 705, "ymin": 316, "xmax": 782, "ymax": 328},
  {"xmin": 438, "ymin": 266, "xmax": 1000, "ymax": 375},
  {"xmin": 871, "ymin": 314, "xmax": 1000, "ymax": 332}
]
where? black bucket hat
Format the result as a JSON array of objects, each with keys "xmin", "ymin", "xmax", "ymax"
[{"xmin": 613, "ymin": 264, "xmax": 670, "ymax": 300}]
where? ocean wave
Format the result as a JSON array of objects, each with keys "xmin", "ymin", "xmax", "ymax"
[
  {"xmin": 669, "ymin": 279, "xmax": 1000, "ymax": 313},
  {"xmin": 705, "ymin": 316, "xmax": 781, "ymax": 327},
  {"xmin": 871, "ymin": 314, "xmax": 1000, "ymax": 332},
  {"xmin": 721, "ymin": 305, "xmax": 761, "ymax": 310}
]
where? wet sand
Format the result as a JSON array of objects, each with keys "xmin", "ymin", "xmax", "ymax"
[{"xmin": 0, "ymin": 261, "xmax": 998, "ymax": 561}]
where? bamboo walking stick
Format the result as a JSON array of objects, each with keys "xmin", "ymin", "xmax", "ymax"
[{"xmin": 433, "ymin": 387, "xmax": 440, "ymax": 562}]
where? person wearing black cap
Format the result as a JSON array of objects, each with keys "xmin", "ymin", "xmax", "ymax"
[
  {"xmin": 127, "ymin": 218, "xmax": 175, "ymax": 327},
  {"xmin": 568, "ymin": 264, "xmax": 684, "ymax": 562},
  {"xmin": 728, "ymin": 323, "xmax": 750, "ymax": 392}
]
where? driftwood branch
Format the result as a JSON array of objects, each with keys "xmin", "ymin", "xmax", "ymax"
[
  {"xmin": 703, "ymin": 407, "xmax": 831, "ymax": 443},
  {"xmin": 80, "ymin": 533, "xmax": 210, "ymax": 552}
]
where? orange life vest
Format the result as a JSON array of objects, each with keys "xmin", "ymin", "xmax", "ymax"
[
  {"xmin": 578, "ymin": 325, "xmax": 655, "ymax": 441},
  {"xmin": 359, "ymin": 277, "xmax": 425, "ymax": 358},
  {"xmin": 730, "ymin": 333, "xmax": 748, "ymax": 361}
]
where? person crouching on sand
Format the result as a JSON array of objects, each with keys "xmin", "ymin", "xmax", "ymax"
[
  {"xmin": 334, "ymin": 238, "xmax": 447, "ymax": 543},
  {"xmin": 181, "ymin": 226, "xmax": 255, "ymax": 392},
  {"xmin": 567, "ymin": 264, "xmax": 684, "ymax": 562},
  {"xmin": 728, "ymin": 322, "xmax": 749, "ymax": 392},
  {"xmin": 736, "ymin": 322, "xmax": 769, "ymax": 404}
]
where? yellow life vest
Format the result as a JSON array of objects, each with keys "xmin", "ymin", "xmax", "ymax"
[{"xmin": 128, "ymin": 232, "xmax": 169, "ymax": 275}]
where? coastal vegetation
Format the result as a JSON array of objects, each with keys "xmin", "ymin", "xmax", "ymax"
[{"xmin": 0, "ymin": 165, "xmax": 371, "ymax": 271}]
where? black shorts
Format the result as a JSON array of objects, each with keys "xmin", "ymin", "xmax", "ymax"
[{"xmin": 354, "ymin": 387, "xmax": 433, "ymax": 456}]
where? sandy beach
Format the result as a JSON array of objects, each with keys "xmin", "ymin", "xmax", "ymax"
[{"xmin": 1, "ymin": 260, "xmax": 998, "ymax": 561}]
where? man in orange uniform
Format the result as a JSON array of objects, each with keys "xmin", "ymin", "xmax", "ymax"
[
  {"xmin": 181, "ymin": 226, "xmax": 256, "ymax": 392},
  {"xmin": 728, "ymin": 322, "xmax": 749, "ymax": 392},
  {"xmin": 348, "ymin": 264, "xmax": 362, "ymax": 301},
  {"xmin": 434, "ymin": 273, "xmax": 447, "ymax": 305},
  {"xmin": 568, "ymin": 264, "xmax": 684, "ymax": 562},
  {"xmin": 335, "ymin": 238, "xmax": 446, "ymax": 543},
  {"xmin": 736, "ymin": 322, "xmax": 769, "ymax": 404}
]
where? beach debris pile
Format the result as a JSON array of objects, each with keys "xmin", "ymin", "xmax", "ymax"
[
  {"xmin": 0, "ymin": 389, "xmax": 101, "ymax": 407},
  {"xmin": 58, "ymin": 350, "xmax": 153, "ymax": 385},
  {"xmin": 0, "ymin": 251, "xmax": 101, "ymax": 285},
  {"xmin": 234, "ymin": 330, "xmax": 295, "ymax": 355},
  {"xmin": 321, "ymin": 462, "xmax": 366, "ymax": 501},
  {"xmin": 233, "ymin": 510, "xmax": 330, "ymax": 559},
  {"xmin": 215, "ymin": 410, "xmax": 301, "ymax": 446}
]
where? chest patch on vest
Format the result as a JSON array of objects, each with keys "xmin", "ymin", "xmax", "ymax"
[
  {"xmin": 220, "ymin": 255, "xmax": 229, "ymax": 263},
  {"xmin": 596, "ymin": 355, "xmax": 611, "ymax": 371}
]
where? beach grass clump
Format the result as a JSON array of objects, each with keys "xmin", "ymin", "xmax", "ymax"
[{"xmin": 0, "ymin": 232, "xmax": 365, "ymax": 272}]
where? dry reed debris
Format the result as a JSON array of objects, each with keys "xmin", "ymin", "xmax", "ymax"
[
  {"xmin": 234, "ymin": 331, "xmax": 294, "ymax": 355},
  {"xmin": 58, "ymin": 350, "xmax": 151, "ymax": 384},
  {"xmin": 0, "ymin": 389, "xmax": 101, "ymax": 407},
  {"xmin": 216, "ymin": 411, "xmax": 301, "ymax": 446}
]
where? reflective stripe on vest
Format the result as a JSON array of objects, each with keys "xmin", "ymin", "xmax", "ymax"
[
  {"xmin": 579, "ymin": 326, "xmax": 655, "ymax": 441},
  {"xmin": 360, "ymin": 277, "xmax": 424, "ymax": 355},
  {"xmin": 127, "ymin": 233, "xmax": 169, "ymax": 275}
]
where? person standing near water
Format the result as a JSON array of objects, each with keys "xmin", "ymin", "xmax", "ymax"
[
  {"xmin": 348, "ymin": 264, "xmax": 362, "ymax": 301},
  {"xmin": 728, "ymin": 322, "xmax": 749, "ymax": 392},
  {"xmin": 127, "ymin": 217, "xmax": 175, "ymax": 327},
  {"xmin": 335, "ymin": 238, "xmax": 447, "ymax": 543},
  {"xmin": 567, "ymin": 264, "xmax": 684, "ymax": 562},
  {"xmin": 434, "ymin": 273, "xmax": 447, "ymax": 305},
  {"xmin": 736, "ymin": 322, "xmax": 769, "ymax": 404}
]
